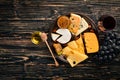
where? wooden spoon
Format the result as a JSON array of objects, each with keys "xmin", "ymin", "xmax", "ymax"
[{"xmin": 40, "ymin": 32, "xmax": 59, "ymax": 67}]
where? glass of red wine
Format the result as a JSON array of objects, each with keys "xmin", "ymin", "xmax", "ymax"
[{"xmin": 98, "ymin": 15, "xmax": 116, "ymax": 30}]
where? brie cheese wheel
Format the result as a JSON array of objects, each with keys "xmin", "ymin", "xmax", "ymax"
[
  {"xmin": 76, "ymin": 18, "xmax": 89, "ymax": 36},
  {"xmin": 56, "ymin": 29, "xmax": 72, "ymax": 44},
  {"xmin": 51, "ymin": 33, "xmax": 60, "ymax": 41}
]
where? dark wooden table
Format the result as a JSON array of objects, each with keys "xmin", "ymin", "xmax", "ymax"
[{"xmin": 0, "ymin": 0, "xmax": 120, "ymax": 80}]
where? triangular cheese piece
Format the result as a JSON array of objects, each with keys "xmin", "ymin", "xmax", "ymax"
[
  {"xmin": 67, "ymin": 41, "xmax": 78, "ymax": 49},
  {"xmin": 56, "ymin": 29, "xmax": 72, "ymax": 44},
  {"xmin": 76, "ymin": 18, "xmax": 89, "ymax": 35},
  {"xmin": 51, "ymin": 33, "xmax": 60, "ymax": 41},
  {"xmin": 75, "ymin": 35, "xmax": 85, "ymax": 54},
  {"xmin": 67, "ymin": 50, "xmax": 88, "ymax": 67}
]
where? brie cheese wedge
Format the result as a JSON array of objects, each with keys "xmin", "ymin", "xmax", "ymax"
[
  {"xmin": 56, "ymin": 29, "xmax": 72, "ymax": 44},
  {"xmin": 51, "ymin": 33, "xmax": 60, "ymax": 41}
]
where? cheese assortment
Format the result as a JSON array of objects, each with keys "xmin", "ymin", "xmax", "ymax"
[{"xmin": 51, "ymin": 13, "xmax": 99, "ymax": 67}]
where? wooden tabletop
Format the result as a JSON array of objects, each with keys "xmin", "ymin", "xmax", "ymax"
[{"xmin": 0, "ymin": 0, "xmax": 120, "ymax": 80}]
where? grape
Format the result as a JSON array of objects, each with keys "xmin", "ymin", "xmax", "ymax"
[
  {"xmin": 107, "ymin": 45, "xmax": 112, "ymax": 49},
  {"xmin": 106, "ymin": 36, "xmax": 111, "ymax": 40},
  {"xmin": 104, "ymin": 41, "xmax": 108, "ymax": 46},
  {"xmin": 117, "ymin": 40, "xmax": 120, "ymax": 45},
  {"xmin": 93, "ymin": 31, "xmax": 120, "ymax": 64},
  {"xmin": 100, "ymin": 51, "xmax": 105, "ymax": 55},
  {"xmin": 108, "ymin": 55, "xmax": 113, "ymax": 60},
  {"xmin": 102, "ymin": 46, "xmax": 108, "ymax": 50},
  {"xmin": 110, "ymin": 48, "xmax": 114, "ymax": 52},
  {"xmin": 105, "ymin": 50, "xmax": 110, "ymax": 54},
  {"xmin": 110, "ymin": 33, "xmax": 115, "ymax": 39},
  {"xmin": 108, "ymin": 40, "xmax": 113, "ymax": 44},
  {"xmin": 99, "ymin": 57, "xmax": 104, "ymax": 61},
  {"xmin": 114, "ymin": 47, "xmax": 120, "ymax": 55},
  {"xmin": 112, "ymin": 53, "xmax": 116, "ymax": 58},
  {"xmin": 112, "ymin": 39, "xmax": 116, "ymax": 43},
  {"xmin": 112, "ymin": 43, "xmax": 116, "ymax": 47},
  {"xmin": 103, "ymin": 55, "xmax": 108, "ymax": 60},
  {"xmin": 117, "ymin": 37, "xmax": 120, "ymax": 41}
]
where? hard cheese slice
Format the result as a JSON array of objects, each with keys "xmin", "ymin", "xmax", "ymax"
[
  {"xmin": 67, "ymin": 50, "xmax": 88, "ymax": 67},
  {"xmin": 75, "ymin": 35, "xmax": 85, "ymax": 54},
  {"xmin": 84, "ymin": 32, "xmax": 99, "ymax": 53},
  {"xmin": 67, "ymin": 41, "xmax": 78, "ymax": 49}
]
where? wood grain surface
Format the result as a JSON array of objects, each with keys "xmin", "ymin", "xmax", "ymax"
[{"xmin": 0, "ymin": 0, "xmax": 120, "ymax": 80}]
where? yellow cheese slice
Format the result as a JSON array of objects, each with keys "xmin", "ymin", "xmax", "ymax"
[
  {"xmin": 84, "ymin": 32, "xmax": 99, "ymax": 53},
  {"xmin": 62, "ymin": 46, "xmax": 72, "ymax": 57},
  {"xmin": 67, "ymin": 41, "xmax": 78, "ymax": 49},
  {"xmin": 67, "ymin": 50, "xmax": 88, "ymax": 67},
  {"xmin": 75, "ymin": 35, "xmax": 85, "ymax": 54}
]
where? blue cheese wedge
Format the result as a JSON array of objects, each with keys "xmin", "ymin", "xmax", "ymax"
[{"xmin": 76, "ymin": 18, "xmax": 89, "ymax": 36}]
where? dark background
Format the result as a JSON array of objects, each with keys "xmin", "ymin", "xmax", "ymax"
[{"xmin": 0, "ymin": 0, "xmax": 120, "ymax": 80}]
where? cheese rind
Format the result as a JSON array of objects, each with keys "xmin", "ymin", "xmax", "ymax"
[{"xmin": 51, "ymin": 33, "xmax": 60, "ymax": 41}]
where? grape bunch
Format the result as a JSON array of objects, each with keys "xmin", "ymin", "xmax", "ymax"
[{"xmin": 93, "ymin": 31, "xmax": 120, "ymax": 64}]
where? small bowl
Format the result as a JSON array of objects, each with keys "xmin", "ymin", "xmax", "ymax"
[{"xmin": 98, "ymin": 15, "xmax": 116, "ymax": 30}]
